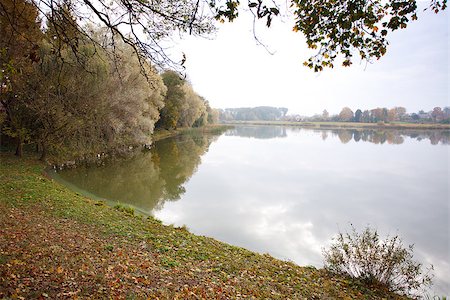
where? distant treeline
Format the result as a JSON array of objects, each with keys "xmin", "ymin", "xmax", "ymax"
[
  {"xmin": 219, "ymin": 107, "xmax": 288, "ymax": 121},
  {"xmin": 285, "ymin": 107, "xmax": 450, "ymax": 124},
  {"xmin": 0, "ymin": 0, "xmax": 218, "ymax": 163}
]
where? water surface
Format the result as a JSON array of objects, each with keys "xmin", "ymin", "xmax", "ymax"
[{"xmin": 52, "ymin": 126, "xmax": 450, "ymax": 295}]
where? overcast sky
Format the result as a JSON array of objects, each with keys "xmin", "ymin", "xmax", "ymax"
[{"xmin": 170, "ymin": 3, "xmax": 449, "ymax": 116}]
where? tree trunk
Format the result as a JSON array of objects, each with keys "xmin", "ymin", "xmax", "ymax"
[
  {"xmin": 15, "ymin": 136, "xmax": 23, "ymax": 157},
  {"xmin": 39, "ymin": 143, "xmax": 47, "ymax": 161}
]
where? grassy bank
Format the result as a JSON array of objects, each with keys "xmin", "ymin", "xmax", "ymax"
[
  {"xmin": 0, "ymin": 153, "xmax": 407, "ymax": 299},
  {"xmin": 225, "ymin": 121, "xmax": 450, "ymax": 130}
]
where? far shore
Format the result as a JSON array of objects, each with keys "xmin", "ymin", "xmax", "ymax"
[{"xmin": 223, "ymin": 120, "xmax": 450, "ymax": 130}]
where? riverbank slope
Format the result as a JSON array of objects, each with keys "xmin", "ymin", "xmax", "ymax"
[{"xmin": 0, "ymin": 153, "xmax": 407, "ymax": 299}]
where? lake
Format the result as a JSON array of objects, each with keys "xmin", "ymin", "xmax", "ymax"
[{"xmin": 51, "ymin": 126, "xmax": 450, "ymax": 295}]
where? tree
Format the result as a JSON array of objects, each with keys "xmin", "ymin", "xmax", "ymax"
[
  {"xmin": 157, "ymin": 71, "xmax": 185, "ymax": 130},
  {"xmin": 24, "ymin": 10, "xmax": 113, "ymax": 161},
  {"xmin": 394, "ymin": 107, "xmax": 407, "ymax": 121},
  {"xmin": 205, "ymin": 101, "xmax": 219, "ymax": 124},
  {"xmin": 291, "ymin": 0, "xmax": 446, "ymax": 71},
  {"xmin": 279, "ymin": 107, "xmax": 288, "ymax": 118},
  {"xmin": 322, "ymin": 109, "xmax": 329, "ymax": 120},
  {"xmin": 2, "ymin": 0, "xmax": 224, "ymax": 162},
  {"xmin": 444, "ymin": 107, "xmax": 450, "ymax": 118},
  {"xmin": 0, "ymin": 0, "xmax": 43, "ymax": 157},
  {"xmin": 101, "ymin": 42, "xmax": 166, "ymax": 151},
  {"xmin": 218, "ymin": 107, "xmax": 289, "ymax": 121},
  {"xmin": 361, "ymin": 110, "xmax": 370, "ymax": 123},
  {"xmin": 156, "ymin": 71, "xmax": 216, "ymax": 130},
  {"xmin": 178, "ymin": 83, "xmax": 206, "ymax": 127},
  {"xmin": 28, "ymin": 35, "xmax": 166, "ymax": 162},
  {"xmin": 28, "ymin": 0, "xmax": 215, "ymax": 71},
  {"xmin": 387, "ymin": 107, "xmax": 407, "ymax": 122},
  {"xmin": 354, "ymin": 109, "xmax": 362, "ymax": 123},
  {"xmin": 370, "ymin": 108, "xmax": 386, "ymax": 122},
  {"xmin": 382, "ymin": 108, "xmax": 389, "ymax": 122},
  {"xmin": 339, "ymin": 107, "xmax": 354, "ymax": 122},
  {"xmin": 387, "ymin": 108, "xmax": 396, "ymax": 122},
  {"xmin": 1, "ymin": 4, "xmax": 168, "ymax": 163},
  {"xmin": 431, "ymin": 107, "xmax": 444, "ymax": 122}
]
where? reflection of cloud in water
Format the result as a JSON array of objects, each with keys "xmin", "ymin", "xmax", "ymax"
[
  {"xmin": 156, "ymin": 126, "xmax": 449, "ymax": 295},
  {"xmin": 157, "ymin": 198, "xmax": 324, "ymax": 266}
]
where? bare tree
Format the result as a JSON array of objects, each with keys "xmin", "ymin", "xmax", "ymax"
[{"xmin": 32, "ymin": 0, "xmax": 215, "ymax": 73}]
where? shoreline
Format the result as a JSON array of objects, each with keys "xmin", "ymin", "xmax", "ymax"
[
  {"xmin": 0, "ymin": 152, "xmax": 408, "ymax": 299},
  {"xmin": 223, "ymin": 121, "xmax": 450, "ymax": 130}
]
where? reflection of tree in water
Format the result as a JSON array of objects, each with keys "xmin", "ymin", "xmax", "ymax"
[
  {"xmin": 225, "ymin": 126, "xmax": 449, "ymax": 145},
  {"xmin": 353, "ymin": 131, "xmax": 361, "ymax": 142},
  {"xmin": 337, "ymin": 130, "xmax": 352, "ymax": 144},
  {"xmin": 152, "ymin": 134, "xmax": 218, "ymax": 202},
  {"xmin": 226, "ymin": 126, "xmax": 287, "ymax": 139},
  {"xmin": 57, "ymin": 153, "xmax": 165, "ymax": 212},
  {"xmin": 57, "ymin": 132, "xmax": 223, "ymax": 214},
  {"xmin": 328, "ymin": 129, "xmax": 450, "ymax": 145}
]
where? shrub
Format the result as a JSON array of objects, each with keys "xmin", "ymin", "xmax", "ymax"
[
  {"xmin": 323, "ymin": 226, "xmax": 433, "ymax": 296},
  {"xmin": 113, "ymin": 203, "xmax": 135, "ymax": 216}
]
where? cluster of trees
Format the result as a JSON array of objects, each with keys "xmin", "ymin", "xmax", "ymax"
[
  {"xmin": 0, "ymin": 0, "xmax": 217, "ymax": 162},
  {"xmin": 285, "ymin": 107, "xmax": 450, "ymax": 124},
  {"xmin": 219, "ymin": 106, "xmax": 288, "ymax": 121},
  {"xmin": 337, "ymin": 107, "xmax": 408, "ymax": 123},
  {"xmin": 156, "ymin": 71, "xmax": 218, "ymax": 130},
  {"xmin": 337, "ymin": 106, "xmax": 450, "ymax": 123}
]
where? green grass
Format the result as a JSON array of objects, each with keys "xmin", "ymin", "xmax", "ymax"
[
  {"xmin": 0, "ymin": 152, "xmax": 410, "ymax": 299},
  {"xmin": 113, "ymin": 203, "xmax": 135, "ymax": 216}
]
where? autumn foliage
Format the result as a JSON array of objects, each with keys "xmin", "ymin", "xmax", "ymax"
[{"xmin": 0, "ymin": 0, "xmax": 218, "ymax": 163}]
